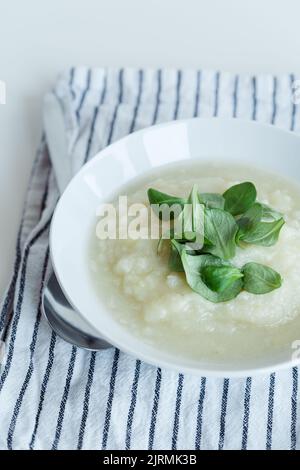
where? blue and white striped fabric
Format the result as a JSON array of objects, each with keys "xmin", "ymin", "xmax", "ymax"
[{"xmin": 0, "ymin": 67, "xmax": 299, "ymax": 450}]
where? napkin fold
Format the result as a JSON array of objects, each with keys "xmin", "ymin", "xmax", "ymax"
[{"xmin": 0, "ymin": 67, "xmax": 299, "ymax": 450}]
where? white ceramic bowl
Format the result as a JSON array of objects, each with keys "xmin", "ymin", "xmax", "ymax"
[{"xmin": 50, "ymin": 118, "xmax": 300, "ymax": 377}]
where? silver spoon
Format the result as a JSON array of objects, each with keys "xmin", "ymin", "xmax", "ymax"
[
  {"xmin": 42, "ymin": 272, "xmax": 111, "ymax": 350},
  {"xmin": 42, "ymin": 94, "xmax": 110, "ymax": 350}
]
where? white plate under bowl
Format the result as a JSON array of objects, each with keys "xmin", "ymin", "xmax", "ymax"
[{"xmin": 50, "ymin": 118, "xmax": 300, "ymax": 377}]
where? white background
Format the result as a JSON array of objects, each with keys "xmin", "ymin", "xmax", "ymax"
[{"xmin": 1, "ymin": 0, "xmax": 300, "ymax": 296}]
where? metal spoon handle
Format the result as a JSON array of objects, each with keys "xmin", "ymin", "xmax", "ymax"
[{"xmin": 42, "ymin": 272, "xmax": 111, "ymax": 351}]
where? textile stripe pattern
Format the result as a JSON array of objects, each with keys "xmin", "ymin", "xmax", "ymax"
[{"xmin": 0, "ymin": 68, "xmax": 299, "ymax": 450}]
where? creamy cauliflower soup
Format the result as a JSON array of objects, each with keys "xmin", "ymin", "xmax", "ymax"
[{"xmin": 90, "ymin": 162, "xmax": 300, "ymax": 362}]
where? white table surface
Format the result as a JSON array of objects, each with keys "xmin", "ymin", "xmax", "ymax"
[{"xmin": 1, "ymin": 0, "xmax": 300, "ymax": 297}]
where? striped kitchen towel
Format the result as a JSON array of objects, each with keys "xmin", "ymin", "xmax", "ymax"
[{"xmin": 0, "ymin": 67, "xmax": 299, "ymax": 450}]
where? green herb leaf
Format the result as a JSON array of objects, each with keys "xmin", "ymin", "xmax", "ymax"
[
  {"xmin": 237, "ymin": 202, "xmax": 263, "ymax": 229},
  {"xmin": 238, "ymin": 217, "xmax": 285, "ymax": 246},
  {"xmin": 157, "ymin": 236, "xmax": 165, "ymax": 254},
  {"xmin": 199, "ymin": 192, "xmax": 225, "ymax": 209},
  {"xmin": 181, "ymin": 252, "xmax": 243, "ymax": 302},
  {"xmin": 189, "ymin": 185, "xmax": 205, "ymax": 249},
  {"xmin": 181, "ymin": 184, "xmax": 198, "ymax": 233},
  {"xmin": 236, "ymin": 202, "xmax": 285, "ymax": 246},
  {"xmin": 147, "ymin": 188, "xmax": 186, "ymax": 207},
  {"xmin": 168, "ymin": 239, "xmax": 185, "ymax": 272},
  {"xmin": 260, "ymin": 203, "xmax": 283, "ymax": 221},
  {"xmin": 242, "ymin": 262, "xmax": 282, "ymax": 294},
  {"xmin": 204, "ymin": 208, "xmax": 238, "ymax": 259},
  {"xmin": 223, "ymin": 182, "xmax": 257, "ymax": 215},
  {"xmin": 201, "ymin": 265, "xmax": 243, "ymax": 293},
  {"xmin": 174, "ymin": 185, "xmax": 204, "ymax": 249},
  {"xmin": 157, "ymin": 229, "xmax": 173, "ymax": 254},
  {"xmin": 151, "ymin": 182, "xmax": 284, "ymax": 301},
  {"xmin": 148, "ymin": 188, "xmax": 186, "ymax": 220},
  {"xmin": 236, "ymin": 202, "xmax": 263, "ymax": 244}
]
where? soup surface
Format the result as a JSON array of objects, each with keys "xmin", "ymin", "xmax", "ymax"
[{"xmin": 90, "ymin": 162, "xmax": 300, "ymax": 362}]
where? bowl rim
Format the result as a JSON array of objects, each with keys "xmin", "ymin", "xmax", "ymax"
[{"xmin": 50, "ymin": 117, "xmax": 300, "ymax": 377}]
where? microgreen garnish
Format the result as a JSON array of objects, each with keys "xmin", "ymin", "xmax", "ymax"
[{"xmin": 148, "ymin": 181, "xmax": 284, "ymax": 302}]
